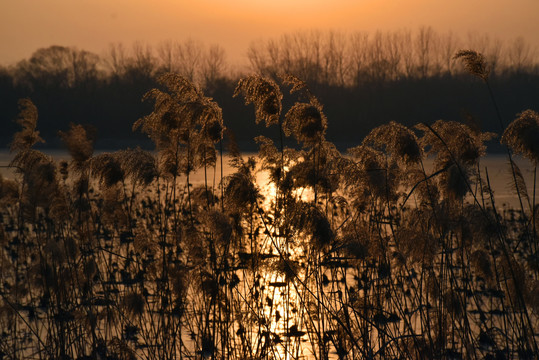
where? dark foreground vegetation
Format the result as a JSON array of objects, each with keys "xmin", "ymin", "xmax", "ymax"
[
  {"xmin": 1, "ymin": 28, "xmax": 539, "ymax": 150},
  {"xmin": 1, "ymin": 49, "xmax": 539, "ymax": 359}
]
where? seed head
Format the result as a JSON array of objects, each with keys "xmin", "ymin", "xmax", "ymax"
[
  {"xmin": 90, "ymin": 153, "xmax": 124, "ymax": 188},
  {"xmin": 10, "ymin": 98, "xmax": 44, "ymax": 151},
  {"xmin": 122, "ymin": 292, "xmax": 145, "ymax": 317},
  {"xmin": 59, "ymin": 123, "xmax": 96, "ymax": 165},
  {"xmin": 119, "ymin": 148, "xmax": 157, "ymax": 186},
  {"xmin": 234, "ymin": 75, "xmax": 282, "ymax": 127},
  {"xmin": 441, "ymin": 161, "xmax": 470, "ymax": 201},
  {"xmin": 363, "ymin": 121, "xmax": 421, "ymax": 165},
  {"xmin": 501, "ymin": 109, "xmax": 539, "ymax": 164},
  {"xmin": 283, "ymin": 101, "xmax": 327, "ymax": 145},
  {"xmin": 454, "ymin": 50, "xmax": 490, "ymax": 80},
  {"xmin": 224, "ymin": 172, "xmax": 259, "ymax": 212}
]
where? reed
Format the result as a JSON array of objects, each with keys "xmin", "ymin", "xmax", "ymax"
[{"xmin": 0, "ymin": 65, "xmax": 538, "ymax": 359}]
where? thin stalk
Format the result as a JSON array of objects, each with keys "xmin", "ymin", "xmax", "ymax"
[
  {"xmin": 485, "ymin": 79, "xmax": 528, "ymax": 217},
  {"xmin": 220, "ymin": 139, "xmax": 224, "ymax": 212}
]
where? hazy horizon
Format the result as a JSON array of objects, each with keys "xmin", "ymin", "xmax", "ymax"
[{"xmin": 2, "ymin": 0, "xmax": 539, "ymax": 67}]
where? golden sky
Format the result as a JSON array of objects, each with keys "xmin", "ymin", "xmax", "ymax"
[{"xmin": 1, "ymin": 0, "xmax": 538, "ymax": 66}]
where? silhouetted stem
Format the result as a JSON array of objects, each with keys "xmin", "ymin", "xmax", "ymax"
[
  {"xmin": 485, "ymin": 79, "xmax": 527, "ymax": 215},
  {"xmin": 219, "ymin": 139, "xmax": 224, "ymax": 211}
]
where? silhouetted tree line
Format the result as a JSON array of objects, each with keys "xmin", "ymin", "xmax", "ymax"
[
  {"xmin": 1, "ymin": 28, "xmax": 538, "ymax": 150},
  {"xmin": 249, "ymin": 28, "xmax": 539, "ymax": 85}
]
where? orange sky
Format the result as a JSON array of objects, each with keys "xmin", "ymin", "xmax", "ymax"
[{"xmin": 1, "ymin": 0, "xmax": 538, "ymax": 67}]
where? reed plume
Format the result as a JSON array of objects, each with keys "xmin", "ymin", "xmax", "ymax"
[
  {"xmin": 363, "ymin": 121, "xmax": 422, "ymax": 165},
  {"xmin": 59, "ymin": 123, "xmax": 96, "ymax": 168},
  {"xmin": 223, "ymin": 172, "xmax": 259, "ymax": 213},
  {"xmin": 10, "ymin": 99, "xmax": 44, "ymax": 152},
  {"xmin": 283, "ymin": 101, "xmax": 327, "ymax": 146},
  {"xmin": 454, "ymin": 50, "xmax": 490, "ymax": 80},
  {"xmin": 234, "ymin": 75, "xmax": 282, "ymax": 127},
  {"xmin": 0, "ymin": 175, "xmax": 19, "ymax": 206},
  {"xmin": 501, "ymin": 109, "xmax": 539, "ymax": 164},
  {"xmin": 117, "ymin": 148, "xmax": 157, "ymax": 186},
  {"xmin": 347, "ymin": 144, "xmax": 398, "ymax": 200},
  {"xmin": 90, "ymin": 153, "xmax": 125, "ymax": 188}
]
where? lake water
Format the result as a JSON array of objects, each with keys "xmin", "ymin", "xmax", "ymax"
[
  {"xmin": 1, "ymin": 149, "xmax": 536, "ymax": 359},
  {"xmin": 474, "ymin": 154, "xmax": 537, "ymax": 210},
  {"xmin": 1, "ymin": 150, "xmax": 535, "ymax": 210}
]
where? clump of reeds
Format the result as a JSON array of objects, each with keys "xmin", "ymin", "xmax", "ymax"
[{"xmin": 1, "ymin": 62, "xmax": 539, "ymax": 360}]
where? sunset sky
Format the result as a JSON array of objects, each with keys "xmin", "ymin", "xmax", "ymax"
[{"xmin": 1, "ymin": 0, "xmax": 539, "ymax": 67}]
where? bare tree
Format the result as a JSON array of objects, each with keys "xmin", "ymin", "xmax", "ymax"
[
  {"xmin": 278, "ymin": 31, "xmax": 322, "ymax": 83},
  {"xmin": 508, "ymin": 36, "xmax": 533, "ymax": 74},
  {"xmin": 247, "ymin": 40, "xmax": 271, "ymax": 77},
  {"xmin": 156, "ymin": 40, "xmax": 177, "ymax": 73},
  {"xmin": 415, "ymin": 26, "xmax": 435, "ymax": 78},
  {"xmin": 129, "ymin": 41, "xmax": 155, "ymax": 79},
  {"xmin": 347, "ymin": 32, "xmax": 370, "ymax": 86},
  {"xmin": 176, "ymin": 39, "xmax": 203, "ymax": 82},
  {"xmin": 202, "ymin": 44, "xmax": 227, "ymax": 86},
  {"xmin": 367, "ymin": 31, "xmax": 390, "ymax": 82},
  {"xmin": 14, "ymin": 45, "xmax": 101, "ymax": 89},
  {"xmin": 266, "ymin": 39, "xmax": 282, "ymax": 77},
  {"xmin": 437, "ymin": 31, "xmax": 461, "ymax": 75},
  {"xmin": 104, "ymin": 42, "xmax": 128, "ymax": 77},
  {"xmin": 321, "ymin": 31, "xmax": 349, "ymax": 86},
  {"xmin": 383, "ymin": 31, "xmax": 403, "ymax": 80},
  {"xmin": 249, "ymin": 28, "xmax": 537, "ymax": 87},
  {"xmin": 399, "ymin": 29, "xmax": 415, "ymax": 78}
]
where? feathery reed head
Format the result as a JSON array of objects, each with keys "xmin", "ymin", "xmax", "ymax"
[
  {"xmin": 122, "ymin": 292, "xmax": 146, "ymax": 317},
  {"xmin": 454, "ymin": 50, "xmax": 490, "ymax": 80},
  {"xmin": 234, "ymin": 75, "xmax": 282, "ymax": 127},
  {"xmin": 341, "ymin": 231, "xmax": 369, "ymax": 261},
  {"xmin": 224, "ymin": 172, "xmax": 259, "ymax": 213},
  {"xmin": 403, "ymin": 168, "xmax": 440, "ymax": 205},
  {"xmin": 501, "ymin": 109, "xmax": 539, "ymax": 163},
  {"xmin": 136, "ymin": 73, "xmax": 224, "ymax": 171},
  {"xmin": 274, "ymin": 257, "xmax": 300, "ymax": 283},
  {"xmin": 59, "ymin": 123, "xmax": 96, "ymax": 164},
  {"xmin": 159, "ymin": 72, "xmax": 202, "ymax": 100},
  {"xmin": 396, "ymin": 209, "xmax": 437, "ymax": 266},
  {"xmin": 440, "ymin": 160, "xmax": 470, "ymax": 201},
  {"xmin": 347, "ymin": 145, "xmax": 398, "ymax": 199},
  {"xmin": 204, "ymin": 210, "xmax": 232, "ymax": 246},
  {"xmin": 283, "ymin": 101, "xmax": 327, "ymax": 145},
  {"xmin": 255, "ymin": 135, "xmax": 280, "ymax": 167},
  {"xmin": 416, "ymin": 120, "xmax": 492, "ymax": 167},
  {"xmin": 191, "ymin": 185, "xmax": 218, "ymax": 208},
  {"xmin": 202, "ymin": 114, "xmax": 224, "ymax": 143},
  {"xmin": 0, "ymin": 175, "xmax": 19, "ymax": 205},
  {"xmin": 117, "ymin": 148, "xmax": 157, "ymax": 186},
  {"xmin": 471, "ymin": 249, "xmax": 493, "ymax": 280},
  {"xmin": 363, "ymin": 121, "xmax": 422, "ymax": 165},
  {"xmin": 282, "ymin": 74, "xmax": 309, "ymax": 95},
  {"xmin": 10, "ymin": 149, "xmax": 59, "ymax": 214},
  {"xmin": 288, "ymin": 200, "xmax": 334, "ymax": 250},
  {"xmin": 158, "ymin": 147, "xmax": 181, "ymax": 177},
  {"xmin": 10, "ymin": 98, "xmax": 44, "ymax": 152},
  {"xmin": 90, "ymin": 153, "xmax": 124, "ymax": 188},
  {"xmin": 9, "ymin": 149, "xmax": 49, "ymax": 178}
]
